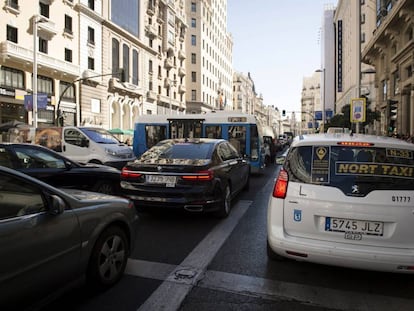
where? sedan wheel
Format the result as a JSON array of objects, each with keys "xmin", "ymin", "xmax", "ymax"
[
  {"xmin": 93, "ymin": 180, "xmax": 115, "ymax": 194},
  {"xmin": 87, "ymin": 226, "xmax": 129, "ymax": 289},
  {"xmin": 215, "ymin": 184, "xmax": 231, "ymax": 218}
]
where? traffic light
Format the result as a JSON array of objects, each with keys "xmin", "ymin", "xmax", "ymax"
[
  {"xmin": 388, "ymin": 99, "xmax": 398, "ymax": 132},
  {"xmin": 282, "ymin": 110, "xmax": 286, "ymax": 117}
]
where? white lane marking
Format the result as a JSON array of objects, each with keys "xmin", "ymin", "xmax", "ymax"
[
  {"xmin": 131, "ymin": 200, "xmax": 252, "ymax": 311},
  {"xmin": 127, "ymin": 260, "xmax": 414, "ymax": 311}
]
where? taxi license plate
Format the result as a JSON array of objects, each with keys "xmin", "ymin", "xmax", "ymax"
[
  {"xmin": 146, "ymin": 175, "xmax": 176, "ymax": 185},
  {"xmin": 325, "ymin": 217, "xmax": 383, "ymax": 236}
]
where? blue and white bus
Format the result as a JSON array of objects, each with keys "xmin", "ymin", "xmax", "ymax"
[{"xmin": 132, "ymin": 111, "xmax": 265, "ymax": 173}]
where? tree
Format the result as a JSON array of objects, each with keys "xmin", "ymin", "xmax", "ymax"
[{"xmin": 326, "ymin": 102, "xmax": 380, "ymax": 132}]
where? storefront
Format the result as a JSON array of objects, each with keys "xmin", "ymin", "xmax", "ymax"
[{"xmin": 0, "ymin": 88, "xmax": 27, "ymax": 124}]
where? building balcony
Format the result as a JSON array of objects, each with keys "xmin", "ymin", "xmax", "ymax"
[
  {"xmin": 31, "ymin": 16, "xmax": 57, "ymax": 40},
  {"xmin": 178, "ymin": 49, "xmax": 186, "ymax": 60},
  {"xmin": 147, "ymin": 91, "xmax": 157, "ymax": 101},
  {"xmin": 178, "ymin": 67, "xmax": 186, "ymax": 77},
  {"xmin": 145, "ymin": 24, "xmax": 158, "ymax": 39},
  {"xmin": 0, "ymin": 41, "xmax": 79, "ymax": 78},
  {"xmin": 164, "ymin": 58, "xmax": 174, "ymax": 69},
  {"xmin": 178, "ymin": 84, "xmax": 186, "ymax": 94},
  {"xmin": 164, "ymin": 77, "xmax": 172, "ymax": 88},
  {"xmin": 146, "ymin": 6, "xmax": 155, "ymax": 16}
]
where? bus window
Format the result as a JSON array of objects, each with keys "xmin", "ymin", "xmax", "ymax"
[
  {"xmin": 250, "ymin": 125, "xmax": 260, "ymax": 161},
  {"xmin": 146, "ymin": 125, "xmax": 167, "ymax": 149},
  {"xmin": 169, "ymin": 120, "xmax": 203, "ymax": 139},
  {"xmin": 205, "ymin": 125, "xmax": 222, "ymax": 139},
  {"xmin": 228, "ymin": 125, "xmax": 247, "ymax": 156}
]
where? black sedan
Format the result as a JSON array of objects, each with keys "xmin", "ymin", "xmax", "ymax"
[
  {"xmin": 120, "ymin": 138, "xmax": 250, "ymax": 217},
  {"xmin": 0, "ymin": 166, "xmax": 138, "ymax": 310},
  {"xmin": 0, "ymin": 143, "xmax": 121, "ymax": 195}
]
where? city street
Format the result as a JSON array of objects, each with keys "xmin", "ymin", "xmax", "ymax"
[{"xmin": 42, "ymin": 154, "xmax": 414, "ymax": 311}]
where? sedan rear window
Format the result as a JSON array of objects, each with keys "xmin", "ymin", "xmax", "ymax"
[
  {"xmin": 286, "ymin": 145, "xmax": 414, "ymax": 195},
  {"xmin": 141, "ymin": 141, "xmax": 214, "ymax": 160}
]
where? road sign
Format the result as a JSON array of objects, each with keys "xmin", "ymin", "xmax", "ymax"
[{"xmin": 350, "ymin": 98, "xmax": 366, "ymax": 123}]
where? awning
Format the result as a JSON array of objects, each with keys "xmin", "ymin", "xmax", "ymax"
[{"xmin": 108, "ymin": 128, "xmax": 134, "ymax": 135}]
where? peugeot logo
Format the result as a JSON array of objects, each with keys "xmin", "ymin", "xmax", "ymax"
[
  {"xmin": 157, "ymin": 166, "xmax": 162, "ymax": 172},
  {"xmin": 352, "ymin": 185, "xmax": 359, "ymax": 194}
]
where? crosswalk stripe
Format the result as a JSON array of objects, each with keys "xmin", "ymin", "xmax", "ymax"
[
  {"xmin": 126, "ymin": 259, "xmax": 414, "ymax": 311},
  {"xmin": 128, "ymin": 200, "xmax": 252, "ymax": 311}
]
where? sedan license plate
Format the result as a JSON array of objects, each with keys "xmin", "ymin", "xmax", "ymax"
[
  {"xmin": 146, "ymin": 175, "xmax": 176, "ymax": 186},
  {"xmin": 325, "ymin": 217, "xmax": 383, "ymax": 236}
]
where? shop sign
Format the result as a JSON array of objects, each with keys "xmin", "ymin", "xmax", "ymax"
[
  {"xmin": 0, "ymin": 87, "xmax": 15, "ymax": 97},
  {"xmin": 24, "ymin": 94, "xmax": 48, "ymax": 110}
]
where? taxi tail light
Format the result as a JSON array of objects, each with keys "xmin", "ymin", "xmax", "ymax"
[
  {"xmin": 181, "ymin": 170, "xmax": 214, "ymax": 181},
  {"xmin": 273, "ymin": 169, "xmax": 288, "ymax": 199},
  {"xmin": 121, "ymin": 167, "xmax": 142, "ymax": 179}
]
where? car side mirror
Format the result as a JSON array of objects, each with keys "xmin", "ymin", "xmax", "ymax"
[{"xmin": 48, "ymin": 195, "xmax": 66, "ymax": 215}]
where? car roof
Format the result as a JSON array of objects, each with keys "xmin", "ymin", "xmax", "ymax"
[
  {"xmin": 291, "ymin": 133, "xmax": 414, "ymax": 149},
  {"xmin": 159, "ymin": 138, "xmax": 226, "ymax": 144},
  {"xmin": 0, "ymin": 165, "xmax": 61, "ymax": 189},
  {"xmin": 0, "ymin": 142, "xmax": 65, "ymax": 152}
]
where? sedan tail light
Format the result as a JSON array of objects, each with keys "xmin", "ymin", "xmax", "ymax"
[
  {"xmin": 181, "ymin": 170, "xmax": 214, "ymax": 181},
  {"xmin": 273, "ymin": 169, "xmax": 288, "ymax": 198},
  {"xmin": 121, "ymin": 167, "xmax": 142, "ymax": 179}
]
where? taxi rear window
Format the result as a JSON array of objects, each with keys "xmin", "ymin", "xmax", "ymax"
[{"xmin": 286, "ymin": 145, "xmax": 414, "ymax": 195}]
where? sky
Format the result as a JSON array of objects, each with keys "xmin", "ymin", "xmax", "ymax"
[{"xmin": 227, "ymin": 0, "xmax": 337, "ymax": 115}]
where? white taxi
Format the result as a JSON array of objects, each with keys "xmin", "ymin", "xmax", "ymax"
[{"xmin": 267, "ymin": 133, "xmax": 414, "ymax": 273}]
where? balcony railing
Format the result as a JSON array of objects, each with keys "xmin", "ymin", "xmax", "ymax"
[{"xmin": 0, "ymin": 41, "xmax": 79, "ymax": 77}]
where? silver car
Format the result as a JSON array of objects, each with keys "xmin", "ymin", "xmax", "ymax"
[{"xmin": 0, "ymin": 166, "xmax": 139, "ymax": 309}]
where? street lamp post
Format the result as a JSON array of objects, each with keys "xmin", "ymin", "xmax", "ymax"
[
  {"xmin": 33, "ymin": 16, "xmax": 39, "ymax": 128},
  {"xmin": 32, "ymin": 15, "xmax": 47, "ymax": 128}
]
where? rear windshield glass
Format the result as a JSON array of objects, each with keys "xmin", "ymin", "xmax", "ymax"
[
  {"xmin": 141, "ymin": 141, "xmax": 214, "ymax": 160},
  {"xmin": 285, "ymin": 145, "xmax": 414, "ymax": 196}
]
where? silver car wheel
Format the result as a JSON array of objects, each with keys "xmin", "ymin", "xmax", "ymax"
[
  {"xmin": 87, "ymin": 226, "xmax": 129, "ymax": 288},
  {"xmin": 98, "ymin": 235, "xmax": 126, "ymax": 281}
]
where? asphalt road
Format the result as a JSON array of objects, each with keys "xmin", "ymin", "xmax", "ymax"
[{"xmin": 42, "ymin": 157, "xmax": 414, "ymax": 311}]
